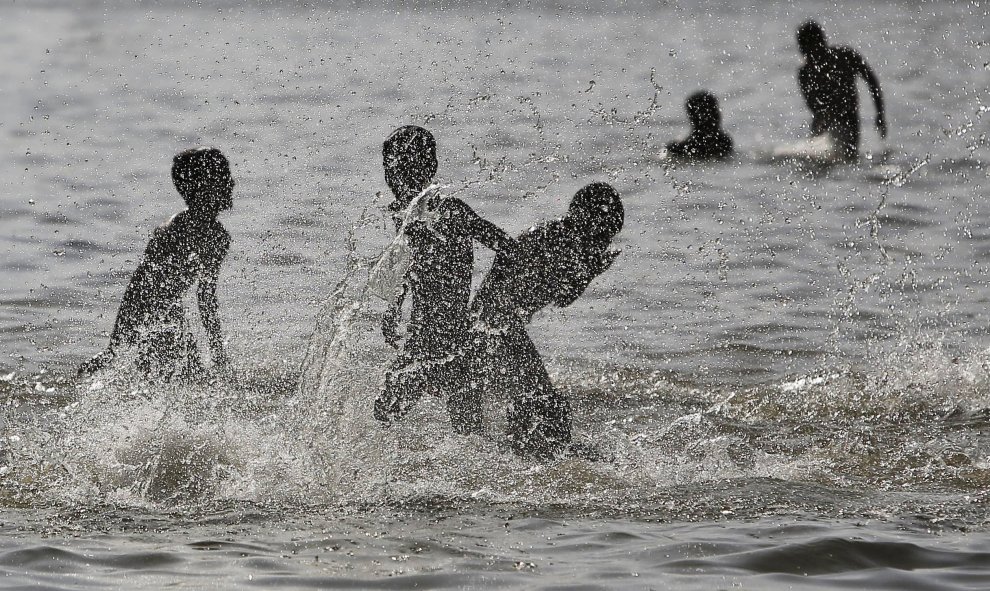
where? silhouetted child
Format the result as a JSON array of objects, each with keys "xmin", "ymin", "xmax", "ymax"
[
  {"xmin": 78, "ymin": 147, "xmax": 234, "ymax": 379},
  {"xmin": 666, "ymin": 91, "xmax": 734, "ymax": 160},
  {"xmin": 372, "ymin": 125, "xmax": 516, "ymax": 434},
  {"xmin": 796, "ymin": 20, "xmax": 886, "ymax": 160},
  {"xmin": 470, "ymin": 182, "xmax": 623, "ymax": 458}
]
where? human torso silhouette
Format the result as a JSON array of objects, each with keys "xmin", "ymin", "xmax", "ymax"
[
  {"xmin": 474, "ymin": 221, "xmax": 575, "ymax": 325},
  {"xmin": 799, "ymin": 45, "xmax": 868, "ymax": 154},
  {"xmin": 402, "ymin": 197, "xmax": 474, "ymax": 353},
  {"xmin": 114, "ymin": 210, "xmax": 229, "ymax": 338}
]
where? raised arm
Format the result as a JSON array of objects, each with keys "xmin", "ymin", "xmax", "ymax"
[{"xmin": 855, "ymin": 52, "xmax": 887, "ymax": 139}]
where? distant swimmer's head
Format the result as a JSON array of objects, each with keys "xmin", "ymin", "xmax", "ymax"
[
  {"xmin": 383, "ymin": 125, "xmax": 438, "ymax": 201},
  {"xmin": 686, "ymin": 91, "xmax": 722, "ymax": 131},
  {"xmin": 797, "ymin": 20, "xmax": 827, "ymax": 57},
  {"xmin": 172, "ymin": 147, "xmax": 234, "ymax": 214},
  {"xmin": 567, "ymin": 182, "xmax": 624, "ymax": 246}
]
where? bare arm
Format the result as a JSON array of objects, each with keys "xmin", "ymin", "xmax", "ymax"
[
  {"xmin": 108, "ymin": 227, "xmax": 169, "ymax": 348},
  {"xmin": 856, "ymin": 53, "xmax": 887, "ymax": 138},
  {"xmin": 79, "ymin": 228, "xmax": 164, "ymax": 376},
  {"xmin": 553, "ymin": 249, "xmax": 620, "ymax": 308},
  {"xmin": 197, "ymin": 234, "xmax": 231, "ymax": 371},
  {"xmin": 77, "ymin": 349, "xmax": 116, "ymax": 376},
  {"xmin": 198, "ymin": 276, "xmax": 230, "ymax": 371},
  {"xmin": 451, "ymin": 199, "xmax": 517, "ymax": 254}
]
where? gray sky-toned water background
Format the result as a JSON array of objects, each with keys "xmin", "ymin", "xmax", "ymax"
[{"xmin": 2, "ymin": 1, "xmax": 990, "ymax": 589}]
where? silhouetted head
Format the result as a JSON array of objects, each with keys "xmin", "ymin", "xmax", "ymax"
[
  {"xmin": 171, "ymin": 147, "xmax": 234, "ymax": 215},
  {"xmin": 567, "ymin": 182, "xmax": 624, "ymax": 246},
  {"xmin": 686, "ymin": 91, "xmax": 722, "ymax": 131},
  {"xmin": 383, "ymin": 125, "xmax": 438, "ymax": 202},
  {"xmin": 797, "ymin": 20, "xmax": 828, "ymax": 58}
]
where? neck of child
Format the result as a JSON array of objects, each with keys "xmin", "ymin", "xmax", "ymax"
[
  {"xmin": 393, "ymin": 182, "xmax": 431, "ymax": 207},
  {"xmin": 186, "ymin": 205, "xmax": 218, "ymax": 224},
  {"xmin": 806, "ymin": 45, "xmax": 829, "ymax": 64}
]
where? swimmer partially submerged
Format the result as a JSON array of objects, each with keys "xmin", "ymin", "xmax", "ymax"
[
  {"xmin": 78, "ymin": 147, "xmax": 234, "ymax": 380},
  {"xmin": 666, "ymin": 91, "xmax": 734, "ymax": 161}
]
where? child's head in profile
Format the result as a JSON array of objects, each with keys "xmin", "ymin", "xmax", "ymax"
[
  {"xmin": 172, "ymin": 147, "xmax": 234, "ymax": 215},
  {"xmin": 796, "ymin": 20, "xmax": 828, "ymax": 58},
  {"xmin": 686, "ymin": 91, "xmax": 722, "ymax": 132},
  {"xmin": 666, "ymin": 91, "xmax": 733, "ymax": 160},
  {"xmin": 566, "ymin": 181, "xmax": 624, "ymax": 249},
  {"xmin": 382, "ymin": 125, "xmax": 438, "ymax": 202}
]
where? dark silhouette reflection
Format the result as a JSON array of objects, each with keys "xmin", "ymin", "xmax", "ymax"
[
  {"xmin": 666, "ymin": 91, "xmax": 734, "ymax": 161},
  {"xmin": 373, "ymin": 125, "xmax": 517, "ymax": 435},
  {"xmin": 797, "ymin": 20, "xmax": 887, "ymax": 160},
  {"xmin": 78, "ymin": 148, "xmax": 234, "ymax": 380},
  {"xmin": 470, "ymin": 182, "xmax": 623, "ymax": 458}
]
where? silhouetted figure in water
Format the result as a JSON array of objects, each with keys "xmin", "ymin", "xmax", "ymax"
[
  {"xmin": 373, "ymin": 125, "xmax": 516, "ymax": 434},
  {"xmin": 796, "ymin": 20, "xmax": 887, "ymax": 160},
  {"xmin": 666, "ymin": 91, "xmax": 734, "ymax": 161},
  {"xmin": 78, "ymin": 148, "xmax": 234, "ymax": 379},
  {"xmin": 471, "ymin": 182, "xmax": 623, "ymax": 458}
]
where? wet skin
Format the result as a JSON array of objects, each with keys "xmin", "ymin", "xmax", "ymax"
[
  {"xmin": 375, "ymin": 182, "xmax": 516, "ymax": 434},
  {"xmin": 470, "ymin": 218, "xmax": 619, "ymax": 457},
  {"xmin": 79, "ymin": 163, "xmax": 234, "ymax": 378},
  {"xmin": 798, "ymin": 25, "xmax": 887, "ymax": 159}
]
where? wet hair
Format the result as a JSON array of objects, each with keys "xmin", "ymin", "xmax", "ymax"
[
  {"xmin": 383, "ymin": 125, "xmax": 438, "ymax": 196},
  {"xmin": 568, "ymin": 182, "xmax": 624, "ymax": 244},
  {"xmin": 171, "ymin": 147, "xmax": 233, "ymax": 211},
  {"xmin": 686, "ymin": 91, "xmax": 721, "ymax": 130},
  {"xmin": 797, "ymin": 20, "xmax": 827, "ymax": 55}
]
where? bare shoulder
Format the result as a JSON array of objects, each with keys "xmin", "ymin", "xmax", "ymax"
[
  {"xmin": 163, "ymin": 212, "xmax": 229, "ymax": 245},
  {"xmin": 519, "ymin": 219, "xmax": 572, "ymax": 259},
  {"xmin": 154, "ymin": 211, "xmax": 183, "ymax": 235},
  {"xmin": 145, "ymin": 213, "xmax": 183, "ymax": 251},
  {"xmin": 434, "ymin": 194, "xmax": 484, "ymax": 231},
  {"xmin": 528, "ymin": 219, "xmax": 567, "ymax": 242},
  {"xmin": 436, "ymin": 193, "xmax": 472, "ymax": 215},
  {"xmin": 835, "ymin": 45, "xmax": 865, "ymax": 64},
  {"xmin": 211, "ymin": 220, "xmax": 231, "ymax": 244},
  {"xmin": 547, "ymin": 219, "xmax": 572, "ymax": 240}
]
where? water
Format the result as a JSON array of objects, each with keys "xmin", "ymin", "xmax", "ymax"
[{"xmin": 2, "ymin": 0, "xmax": 990, "ymax": 588}]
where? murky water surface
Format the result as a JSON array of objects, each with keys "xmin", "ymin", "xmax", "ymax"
[{"xmin": 1, "ymin": 0, "xmax": 989, "ymax": 588}]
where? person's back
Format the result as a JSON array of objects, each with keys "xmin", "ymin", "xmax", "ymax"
[
  {"xmin": 116, "ymin": 211, "xmax": 228, "ymax": 333},
  {"xmin": 666, "ymin": 91, "xmax": 733, "ymax": 161},
  {"xmin": 402, "ymin": 188, "xmax": 497, "ymax": 355},
  {"xmin": 796, "ymin": 20, "xmax": 887, "ymax": 159},
  {"xmin": 473, "ymin": 220, "xmax": 612, "ymax": 328}
]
